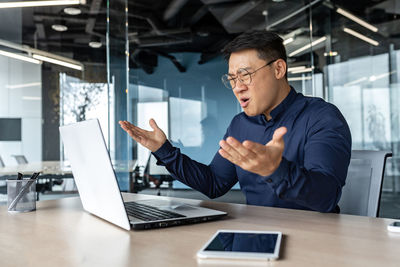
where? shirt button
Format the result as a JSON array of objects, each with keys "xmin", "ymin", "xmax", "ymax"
[{"xmin": 266, "ymin": 178, "xmax": 273, "ymax": 183}]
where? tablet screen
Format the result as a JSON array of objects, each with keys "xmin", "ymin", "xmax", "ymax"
[{"xmin": 204, "ymin": 232, "xmax": 279, "ymax": 253}]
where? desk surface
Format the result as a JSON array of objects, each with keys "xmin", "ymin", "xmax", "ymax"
[{"xmin": 0, "ymin": 194, "xmax": 399, "ymax": 267}]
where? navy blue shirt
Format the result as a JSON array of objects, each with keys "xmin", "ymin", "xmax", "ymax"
[{"xmin": 153, "ymin": 88, "xmax": 352, "ymax": 212}]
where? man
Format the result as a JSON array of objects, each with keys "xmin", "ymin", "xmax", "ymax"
[{"xmin": 120, "ymin": 31, "xmax": 352, "ymax": 213}]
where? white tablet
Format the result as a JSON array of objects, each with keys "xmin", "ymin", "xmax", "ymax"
[{"xmin": 197, "ymin": 230, "xmax": 282, "ymax": 261}]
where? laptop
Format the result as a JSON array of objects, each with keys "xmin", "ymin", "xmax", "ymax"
[{"xmin": 59, "ymin": 119, "xmax": 227, "ymax": 230}]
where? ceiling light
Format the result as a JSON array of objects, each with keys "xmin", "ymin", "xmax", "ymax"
[
  {"xmin": 369, "ymin": 71, "xmax": 396, "ymax": 82},
  {"xmin": 324, "ymin": 51, "xmax": 338, "ymax": 56},
  {"xmin": 336, "ymin": 8, "xmax": 378, "ymax": 33},
  {"xmin": 291, "ymin": 67, "xmax": 314, "ymax": 74},
  {"xmin": 283, "ymin": 37, "xmax": 294, "ymax": 45},
  {"xmin": 272, "ymin": 0, "xmax": 285, "ymax": 2},
  {"xmin": 32, "ymin": 54, "xmax": 82, "ymax": 70},
  {"xmin": 280, "ymin": 28, "xmax": 306, "ymax": 46},
  {"xmin": 0, "ymin": 38, "xmax": 83, "ymax": 71},
  {"xmin": 343, "ymin": 71, "xmax": 395, "ymax": 86},
  {"xmin": 52, "ymin": 24, "xmax": 68, "ymax": 32},
  {"xmin": 196, "ymin": 31, "xmax": 209, "ymax": 37},
  {"xmin": 344, "ymin": 77, "xmax": 367, "ymax": 87},
  {"xmin": 22, "ymin": 96, "xmax": 41, "ymax": 101},
  {"xmin": 288, "ymin": 76, "xmax": 312, "ymax": 81},
  {"xmin": 343, "ymin": 28, "xmax": 379, "ymax": 46},
  {"xmin": 64, "ymin": 7, "xmax": 81, "ymax": 15},
  {"xmin": 0, "ymin": 0, "xmax": 85, "ymax": 9},
  {"xmin": 89, "ymin": 41, "xmax": 102, "ymax": 48},
  {"xmin": 0, "ymin": 50, "xmax": 41, "ymax": 64},
  {"xmin": 288, "ymin": 36, "xmax": 327, "ymax": 57},
  {"xmin": 288, "ymin": 66, "xmax": 306, "ymax": 72},
  {"xmin": 6, "ymin": 82, "xmax": 41, "ymax": 89}
]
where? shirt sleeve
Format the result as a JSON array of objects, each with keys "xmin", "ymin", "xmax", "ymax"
[
  {"xmin": 263, "ymin": 104, "xmax": 352, "ymax": 212},
  {"xmin": 152, "ymin": 132, "xmax": 238, "ymax": 199}
]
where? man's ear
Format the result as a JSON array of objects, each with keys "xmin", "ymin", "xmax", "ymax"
[{"xmin": 274, "ymin": 59, "xmax": 287, "ymax": 80}]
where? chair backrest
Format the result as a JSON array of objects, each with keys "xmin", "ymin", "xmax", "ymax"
[
  {"xmin": 338, "ymin": 150, "xmax": 392, "ymax": 217},
  {"xmin": 0, "ymin": 155, "xmax": 4, "ymax": 167},
  {"xmin": 148, "ymin": 154, "xmax": 170, "ymax": 176},
  {"xmin": 11, "ymin": 155, "xmax": 28, "ymax": 165}
]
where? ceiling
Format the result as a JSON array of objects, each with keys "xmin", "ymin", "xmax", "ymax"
[{"xmin": 8, "ymin": 0, "xmax": 400, "ymax": 72}]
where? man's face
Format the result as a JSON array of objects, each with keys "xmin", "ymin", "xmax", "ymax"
[{"xmin": 228, "ymin": 49, "xmax": 280, "ymax": 118}]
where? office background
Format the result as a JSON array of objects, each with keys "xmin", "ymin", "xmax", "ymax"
[{"xmin": 0, "ymin": 0, "xmax": 399, "ymax": 218}]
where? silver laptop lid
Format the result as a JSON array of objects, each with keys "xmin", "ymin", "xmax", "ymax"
[{"xmin": 60, "ymin": 119, "xmax": 131, "ymax": 230}]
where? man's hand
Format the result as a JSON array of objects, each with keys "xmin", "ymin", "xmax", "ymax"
[
  {"xmin": 218, "ymin": 127, "xmax": 287, "ymax": 176},
  {"xmin": 119, "ymin": 119, "xmax": 167, "ymax": 152}
]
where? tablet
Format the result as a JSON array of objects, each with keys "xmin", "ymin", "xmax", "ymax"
[{"xmin": 197, "ymin": 230, "xmax": 282, "ymax": 261}]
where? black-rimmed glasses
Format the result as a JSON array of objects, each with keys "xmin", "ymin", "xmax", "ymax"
[{"xmin": 221, "ymin": 59, "xmax": 277, "ymax": 90}]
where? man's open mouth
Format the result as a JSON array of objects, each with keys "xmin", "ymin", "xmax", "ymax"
[{"xmin": 240, "ymin": 97, "xmax": 250, "ymax": 108}]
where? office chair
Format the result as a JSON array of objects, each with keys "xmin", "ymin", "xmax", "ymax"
[
  {"xmin": 11, "ymin": 155, "xmax": 28, "ymax": 165},
  {"xmin": 148, "ymin": 154, "xmax": 174, "ymax": 195},
  {"xmin": 130, "ymin": 154, "xmax": 173, "ymax": 195},
  {"xmin": 338, "ymin": 150, "xmax": 392, "ymax": 217}
]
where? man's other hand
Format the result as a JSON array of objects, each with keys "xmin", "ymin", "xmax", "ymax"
[
  {"xmin": 119, "ymin": 119, "xmax": 167, "ymax": 152},
  {"xmin": 218, "ymin": 127, "xmax": 287, "ymax": 176}
]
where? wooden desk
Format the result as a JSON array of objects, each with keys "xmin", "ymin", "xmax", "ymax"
[{"xmin": 0, "ymin": 194, "xmax": 399, "ymax": 267}]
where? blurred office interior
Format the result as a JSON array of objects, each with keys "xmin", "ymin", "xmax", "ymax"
[{"xmin": 0, "ymin": 0, "xmax": 399, "ymax": 218}]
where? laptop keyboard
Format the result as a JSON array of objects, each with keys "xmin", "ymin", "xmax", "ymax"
[{"xmin": 125, "ymin": 202, "xmax": 186, "ymax": 221}]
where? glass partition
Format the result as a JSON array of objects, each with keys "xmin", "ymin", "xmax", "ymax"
[
  {"xmin": 109, "ymin": 1, "xmax": 400, "ymax": 214},
  {"xmin": 1, "ymin": 0, "xmax": 397, "ymax": 215},
  {"xmin": 0, "ymin": 8, "xmax": 42, "ymax": 166},
  {"xmin": 311, "ymin": 1, "xmax": 400, "ymax": 216},
  {"xmin": 59, "ymin": 74, "xmax": 112, "ymax": 159},
  {"xmin": 0, "ymin": 1, "xmax": 108, "ymax": 199},
  {"xmin": 113, "ymin": 0, "xmax": 313, "ymax": 191}
]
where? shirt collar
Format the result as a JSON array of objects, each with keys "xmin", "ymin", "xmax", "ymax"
[{"xmin": 260, "ymin": 86, "xmax": 297, "ymax": 123}]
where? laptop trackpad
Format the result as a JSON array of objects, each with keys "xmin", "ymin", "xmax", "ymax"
[
  {"xmin": 136, "ymin": 199, "xmax": 198, "ymax": 211},
  {"xmin": 168, "ymin": 204, "xmax": 197, "ymax": 211}
]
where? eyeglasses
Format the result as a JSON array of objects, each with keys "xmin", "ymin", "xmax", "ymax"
[{"xmin": 221, "ymin": 59, "xmax": 278, "ymax": 90}]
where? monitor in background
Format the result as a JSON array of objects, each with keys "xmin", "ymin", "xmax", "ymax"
[{"xmin": 0, "ymin": 118, "xmax": 21, "ymax": 141}]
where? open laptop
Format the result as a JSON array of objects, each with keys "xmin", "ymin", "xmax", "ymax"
[{"xmin": 59, "ymin": 119, "xmax": 227, "ymax": 230}]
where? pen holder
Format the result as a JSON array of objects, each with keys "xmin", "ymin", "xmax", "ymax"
[{"xmin": 7, "ymin": 179, "xmax": 36, "ymax": 213}]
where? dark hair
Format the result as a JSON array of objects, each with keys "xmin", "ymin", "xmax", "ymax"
[{"xmin": 222, "ymin": 30, "xmax": 287, "ymax": 67}]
